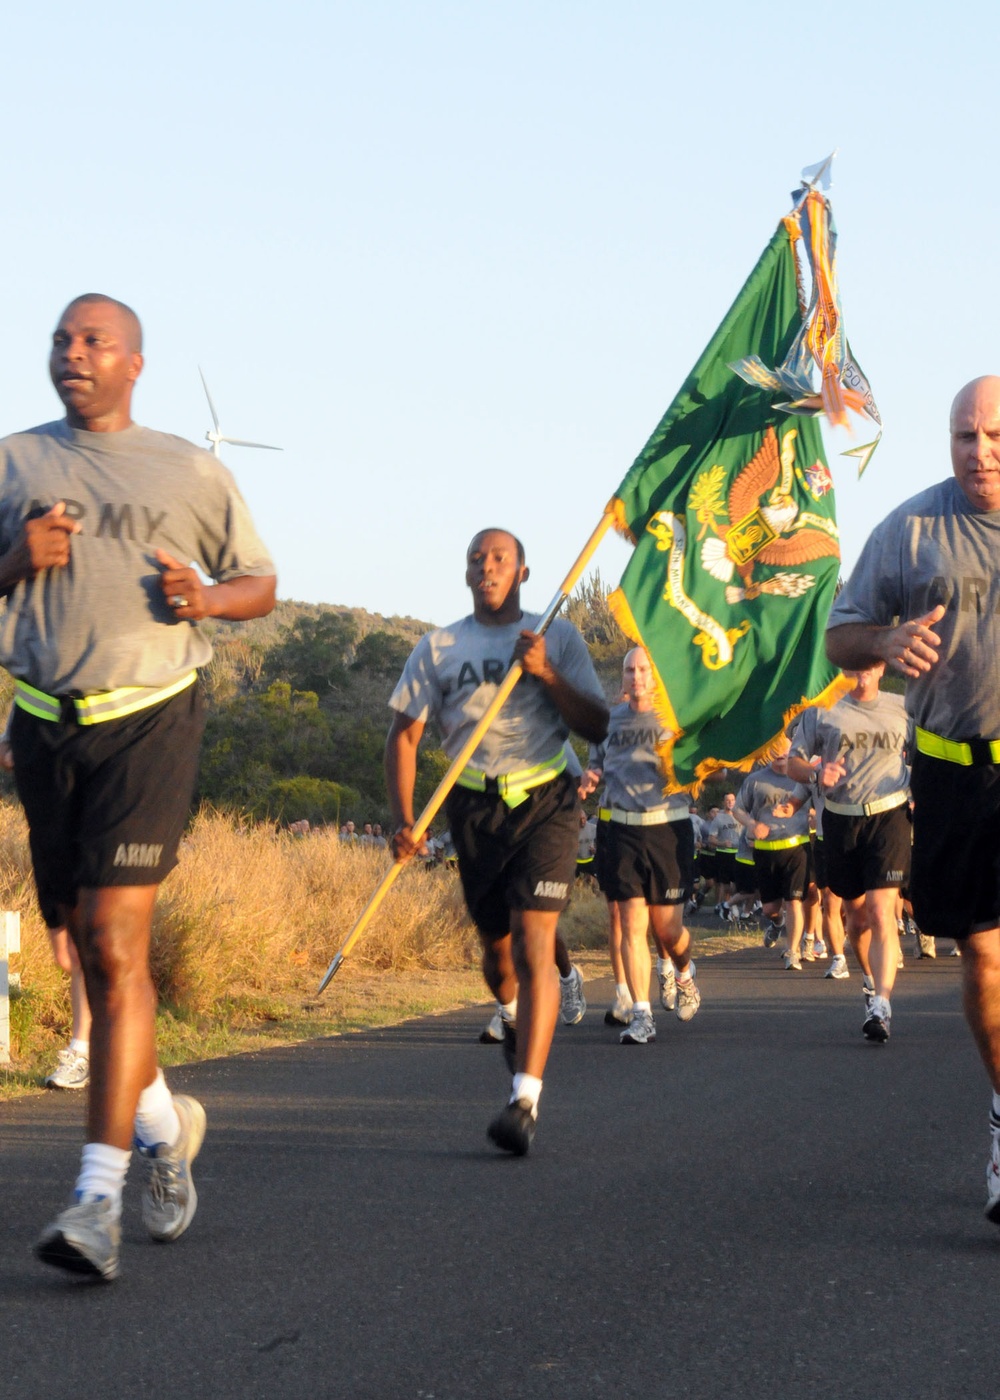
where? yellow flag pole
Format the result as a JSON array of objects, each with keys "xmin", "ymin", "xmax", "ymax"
[{"xmin": 317, "ymin": 509, "xmax": 617, "ymax": 994}]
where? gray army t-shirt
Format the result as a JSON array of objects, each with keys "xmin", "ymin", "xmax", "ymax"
[
  {"xmin": 828, "ymin": 478, "xmax": 1000, "ymax": 737},
  {"xmin": 789, "ymin": 692, "xmax": 910, "ymax": 807},
  {"xmin": 0, "ymin": 421, "xmax": 274, "ymax": 693},
  {"xmin": 588, "ymin": 701, "xmax": 688, "ymax": 814},
  {"xmin": 707, "ymin": 808, "xmax": 741, "ymax": 851},
  {"xmin": 736, "ymin": 767, "xmax": 812, "ymax": 842},
  {"xmin": 389, "ymin": 611, "xmax": 605, "ymax": 775}
]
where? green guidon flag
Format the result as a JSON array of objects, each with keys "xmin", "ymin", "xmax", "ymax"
[{"xmin": 608, "ymin": 182, "xmax": 877, "ymax": 794}]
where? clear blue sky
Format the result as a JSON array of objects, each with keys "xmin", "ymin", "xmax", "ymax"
[{"xmin": 2, "ymin": 1, "xmax": 995, "ymax": 625}]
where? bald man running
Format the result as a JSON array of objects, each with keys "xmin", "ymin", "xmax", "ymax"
[{"xmin": 827, "ymin": 375, "xmax": 1000, "ymax": 1223}]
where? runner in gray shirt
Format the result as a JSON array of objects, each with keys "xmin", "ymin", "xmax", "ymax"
[
  {"xmin": 788, "ymin": 669, "xmax": 911, "ymax": 1039},
  {"xmin": 827, "ymin": 375, "xmax": 1000, "ymax": 1221},
  {"xmin": 387, "ymin": 528, "xmax": 608, "ymax": 1155},
  {"xmin": 587, "ymin": 647, "xmax": 700, "ymax": 1042},
  {"xmin": 3, "ymin": 295, "xmax": 275, "ymax": 1281},
  {"xmin": 735, "ymin": 744, "xmax": 812, "ymax": 967},
  {"xmin": 706, "ymin": 795, "xmax": 742, "ymax": 919}
]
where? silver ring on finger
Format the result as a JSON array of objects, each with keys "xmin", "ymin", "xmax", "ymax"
[{"xmin": 169, "ymin": 594, "xmax": 189, "ymax": 608}]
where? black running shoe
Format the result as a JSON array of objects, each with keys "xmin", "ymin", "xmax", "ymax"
[
  {"xmin": 487, "ymin": 1099, "xmax": 535, "ymax": 1156},
  {"xmin": 501, "ymin": 1020, "xmax": 517, "ymax": 1074}
]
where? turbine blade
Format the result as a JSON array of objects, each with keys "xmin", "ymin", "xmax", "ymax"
[
  {"xmin": 219, "ymin": 437, "xmax": 283, "ymax": 451},
  {"xmin": 198, "ymin": 367, "xmax": 221, "ymax": 432}
]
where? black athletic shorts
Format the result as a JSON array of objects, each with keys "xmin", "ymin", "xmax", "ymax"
[
  {"xmin": 754, "ymin": 843, "xmax": 811, "ymax": 903},
  {"xmin": 10, "ymin": 682, "xmax": 205, "ymax": 918},
  {"xmin": 445, "ymin": 770, "xmax": 578, "ymax": 938},
  {"xmin": 910, "ymin": 753, "xmax": 1000, "ymax": 941},
  {"xmin": 733, "ymin": 856, "xmax": 757, "ymax": 896},
  {"xmin": 712, "ymin": 849, "xmax": 738, "ymax": 884},
  {"xmin": 698, "ymin": 850, "xmax": 717, "ymax": 882},
  {"xmin": 823, "ymin": 805, "xmax": 911, "ymax": 903},
  {"xmin": 596, "ymin": 817, "xmax": 693, "ymax": 905}
]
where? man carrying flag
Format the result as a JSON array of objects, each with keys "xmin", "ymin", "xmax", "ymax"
[{"xmin": 386, "ymin": 528, "xmax": 608, "ymax": 1155}]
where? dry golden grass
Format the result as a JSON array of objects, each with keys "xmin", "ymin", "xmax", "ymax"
[
  {"xmin": 153, "ymin": 809, "xmax": 479, "ymax": 1011},
  {"xmin": 0, "ymin": 801, "xmax": 754, "ymax": 1092},
  {"xmin": 0, "ymin": 801, "xmax": 480, "ymax": 1020}
]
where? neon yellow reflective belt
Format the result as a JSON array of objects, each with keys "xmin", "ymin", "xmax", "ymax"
[
  {"xmin": 456, "ymin": 750, "xmax": 567, "ymax": 809},
  {"xmin": 915, "ymin": 726, "xmax": 1000, "ymax": 766},
  {"xmin": 755, "ymin": 834, "xmax": 811, "ymax": 852},
  {"xmin": 14, "ymin": 672, "xmax": 197, "ymax": 726}
]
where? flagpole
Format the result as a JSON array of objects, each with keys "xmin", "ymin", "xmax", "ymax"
[{"xmin": 317, "ymin": 509, "xmax": 617, "ymax": 994}]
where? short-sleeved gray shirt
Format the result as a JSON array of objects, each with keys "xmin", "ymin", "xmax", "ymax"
[
  {"xmin": 588, "ymin": 701, "xmax": 687, "ymax": 814},
  {"xmin": 789, "ymin": 692, "xmax": 909, "ymax": 807},
  {"xmin": 828, "ymin": 478, "xmax": 1000, "ymax": 737},
  {"xmin": 707, "ymin": 809, "xmax": 741, "ymax": 851},
  {"xmin": 389, "ymin": 611, "xmax": 605, "ymax": 775},
  {"xmin": 0, "ymin": 420, "xmax": 274, "ymax": 693},
  {"xmin": 736, "ymin": 767, "xmax": 812, "ymax": 841}
]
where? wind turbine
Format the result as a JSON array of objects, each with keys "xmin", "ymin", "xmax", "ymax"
[{"xmin": 199, "ymin": 367, "xmax": 282, "ymax": 459}]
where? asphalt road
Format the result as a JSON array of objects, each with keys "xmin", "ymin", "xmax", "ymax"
[{"xmin": 1, "ymin": 946, "xmax": 996, "ymax": 1400}]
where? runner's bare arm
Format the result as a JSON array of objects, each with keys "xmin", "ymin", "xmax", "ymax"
[
  {"xmin": 514, "ymin": 630, "xmax": 609, "ymax": 743},
  {"xmin": 785, "ymin": 755, "xmax": 818, "ymax": 785},
  {"xmin": 154, "ymin": 549, "xmax": 276, "ymax": 621},
  {"xmin": 385, "ymin": 711, "xmax": 428, "ymax": 860},
  {"xmin": 826, "ymin": 606, "xmax": 946, "ymax": 679}
]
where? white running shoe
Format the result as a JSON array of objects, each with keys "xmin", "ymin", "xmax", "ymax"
[
  {"xmin": 604, "ymin": 990, "xmax": 634, "ymax": 1026},
  {"xmin": 783, "ymin": 951, "xmax": 803, "ymax": 971},
  {"xmin": 986, "ymin": 1127, "xmax": 1000, "ymax": 1223},
  {"xmin": 44, "ymin": 1047, "xmax": 90, "ymax": 1090},
  {"xmin": 560, "ymin": 965, "xmax": 586, "ymax": 1025},
  {"xmin": 863, "ymin": 994, "xmax": 891, "ymax": 1043},
  {"xmin": 479, "ymin": 1009, "xmax": 505, "ymax": 1043},
  {"xmin": 658, "ymin": 962, "xmax": 677, "ymax": 1011},
  {"xmin": 676, "ymin": 966, "xmax": 701, "ymax": 1022},
  {"xmin": 814, "ymin": 939, "xmax": 828, "ymax": 959},
  {"xmin": 620, "ymin": 1008, "xmax": 656, "ymax": 1044},
  {"xmin": 824, "ymin": 954, "xmax": 850, "ymax": 979},
  {"xmin": 861, "ymin": 974, "xmax": 875, "ymax": 1013},
  {"xmin": 802, "ymin": 938, "xmax": 816, "ymax": 962},
  {"xmin": 137, "ymin": 1094, "xmax": 207, "ymax": 1242},
  {"xmin": 35, "ymin": 1194, "xmax": 120, "ymax": 1280},
  {"xmin": 917, "ymin": 933, "xmax": 937, "ymax": 959}
]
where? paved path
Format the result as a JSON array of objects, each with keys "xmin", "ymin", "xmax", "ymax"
[{"xmin": 1, "ymin": 947, "xmax": 995, "ymax": 1399}]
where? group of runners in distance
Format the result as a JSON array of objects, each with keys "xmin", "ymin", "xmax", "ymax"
[{"xmin": 3, "ymin": 291, "xmax": 1000, "ymax": 1282}]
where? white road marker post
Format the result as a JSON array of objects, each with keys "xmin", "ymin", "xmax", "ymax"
[{"xmin": 0, "ymin": 910, "xmax": 21, "ymax": 1064}]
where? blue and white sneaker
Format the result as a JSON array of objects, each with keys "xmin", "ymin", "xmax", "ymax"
[{"xmin": 137, "ymin": 1094, "xmax": 206, "ymax": 1242}]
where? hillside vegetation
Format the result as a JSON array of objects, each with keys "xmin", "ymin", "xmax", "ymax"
[{"xmin": 186, "ymin": 574, "xmax": 627, "ymax": 828}]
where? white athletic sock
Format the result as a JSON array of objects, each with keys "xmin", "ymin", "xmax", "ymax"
[
  {"xmin": 499, "ymin": 998, "xmax": 518, "ymax": 1025},
  {"xmin": 133, "ymin": 1069, "xmax": 180, "ymax": 1150},
  {"xmin": 656, "ymin": 957, "xmax": 673, "ymax": 975},
  {"xmin": 633, "ymin": 1000, "xmax": 651, "ymax": 1014},
  {"xmin": 615, "ymin": 982, "xmax": 631, "ymax": 1002},
  {"xmin": 510, "ymin": 1072, "xmax": 542, "ymax": 1115},
  {"xmin": 75, "ymin": 1142, "xmax": 130, "ymax": 1215},
  {"xmin": 69, "ymin": 1038, "xmax": 89, "ymax": 1055},
  {"xmin": 677, "ymin": 966, "xmax": 694, "ymax": 984}
]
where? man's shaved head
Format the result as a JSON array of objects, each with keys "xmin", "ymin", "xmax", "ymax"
[
  {"xmin": 950, "ymin": 376, "xmax": 1000, "ymax": 426},
  {"xmin": 60, "ymin": 294, "xmax": 143, "ymax": 352},
  {"xmin": 950, "ymin": 376, "xmax": 1000, "ymax": 512}
]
